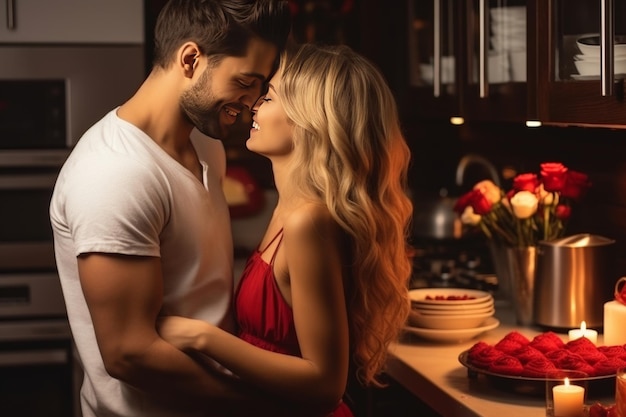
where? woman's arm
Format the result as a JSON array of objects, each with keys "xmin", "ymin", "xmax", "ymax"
[{"xmin": 158, "ymin": 204, "xmax": 350, "ymax": 413}]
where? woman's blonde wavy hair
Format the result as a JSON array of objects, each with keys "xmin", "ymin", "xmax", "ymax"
[{"xmin": 278, "ymin": 43, "xmax": 413, "ymax": 387}]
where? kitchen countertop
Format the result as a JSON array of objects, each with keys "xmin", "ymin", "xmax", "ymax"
[{"xmin": 386, "ymin": 302, "xmax": 615, "ymax": 417}]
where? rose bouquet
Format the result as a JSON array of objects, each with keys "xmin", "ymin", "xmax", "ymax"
[{"xmin": 453, "ymin": 162, "xmax": 591, "ymax": 247}]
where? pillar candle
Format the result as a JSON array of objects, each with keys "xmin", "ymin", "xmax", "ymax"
[
  {"xmin": 553, "ymin": 379, "xmax": 585, "ymax": 417},
  {"xmin": 604, "ymin": 301, "xmax": 626, "ymax": 346}
]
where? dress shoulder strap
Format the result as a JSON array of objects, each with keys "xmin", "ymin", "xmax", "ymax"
[{"xmin": 258, "ymin": 227, "xmax": 284, "ymax": 255}]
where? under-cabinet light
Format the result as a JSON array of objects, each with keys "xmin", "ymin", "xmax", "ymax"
[{"xmin": 450, "ymin": 116, "xmax": 464, "ymax": 125}]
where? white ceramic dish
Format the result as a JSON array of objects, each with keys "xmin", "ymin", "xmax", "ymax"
[
  {"xmin": 490, "ymin": 24, "xmax": 525, "ymax": 37},
  {"xmin": 408, "ymin": 308, "xmax": 495, "ymax": 330},
  {"xmin": 411, "ymin": 297, "xmax": 494, "ymax": 311},
  {"xmin": 409, "ymin": 288, "xmax": 493, "ymax": 306},
  {"xmin": 574, "ymin": 58, "xmax": 626, "ymax": 76},
  {"xmin": 571, "ymin": 73, "xmax": 626, "ymax": 80},
  {"xmin": 489, "ymin": 6, "xmax": 526, "ymax": 24},
  {"xmin": 403, "ymin": 317, "xmax": 500, "ymax": 344},
  {"xmin": 412, "ymin": 303, "xmax": 494, "ymax": 316},
  {"xmin": 573, "ymin": 54, "xmax": 626, "ymax": 62},
  {"xmin": 576, "ymin": 34, "xmax": 626, "ymax": 56}
]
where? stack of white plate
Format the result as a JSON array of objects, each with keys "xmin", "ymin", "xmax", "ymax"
[
  {"xmin": 574, "ymin": 34, "xmax": 626, "ymax": 77},
  {"xmin": 404, "ymin": 288, "xmax": 499, "ymax": 343},
  {"xmin": 489, "ymin": 6, "xmax": 526, "ymax": 82}
]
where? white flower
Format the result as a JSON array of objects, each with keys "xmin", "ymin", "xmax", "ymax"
[
  {"xmin": 460, "ymin": 206, "xmax": 481, "ymax": 225},
  {"xmin": 510, "ymin": 191, "xmax": 538, "ymax": 219}
]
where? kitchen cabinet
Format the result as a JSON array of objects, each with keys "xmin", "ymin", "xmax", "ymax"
[
  {"xmin": 406, "ymin": 0, "xmax": 527, "ymax": 124},
  {"xmin": 530, "ymin": 0, "xmax": 626, "ymax": 128},
  {"xmin": 405, "ymin": 0, "xmax": 626, "ymax": 128},
  {"xmin": 0, "ymin": 0, "xmax": 143, "ymax": 44}
]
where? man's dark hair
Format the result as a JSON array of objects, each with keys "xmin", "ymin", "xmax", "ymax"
[{"xmin": 153, "ymin": 0, "xmax": 291, "ymax": 68}]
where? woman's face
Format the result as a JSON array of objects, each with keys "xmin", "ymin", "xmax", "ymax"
[{"xmin": 246, "ymin": 70, "xmax": 294, "ymax": 159}]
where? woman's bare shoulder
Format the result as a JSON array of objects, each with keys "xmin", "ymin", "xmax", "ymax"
[{"xmin": 283, "ymin": 203, "xmax": 338, "ymax": 241}]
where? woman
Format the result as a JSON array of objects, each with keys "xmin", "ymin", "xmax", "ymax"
[{"xmin": 158, "ymin": 43, "xmax": 413, "ymax": 416}]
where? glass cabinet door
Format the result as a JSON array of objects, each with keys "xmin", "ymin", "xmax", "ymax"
[
  {"xmin": 533, "ymin": 0, "xmax": 626, "ymax": 127},
  {"xmin": 556, "ymin": 0, "xmax": 626, "ymax": 83},
  {"xmin": 406, "ymin": 0, "xmax": 461, "ymax": 121},
  {"xmin": 462, "ymin": 0, "xmax": 528, "ymax": 123}
]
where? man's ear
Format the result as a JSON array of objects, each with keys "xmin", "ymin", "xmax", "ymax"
[{"xmin": 179, "ymin": 42, "xmax": 201, "ymax": 77}]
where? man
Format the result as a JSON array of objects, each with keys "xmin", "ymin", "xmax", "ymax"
[{"xmin": 49, "ymin": 1, "xmax": 291, "ymax": 416}]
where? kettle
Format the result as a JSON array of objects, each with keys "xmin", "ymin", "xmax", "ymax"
[
  {"xmin": 412, "ymin": 153, "xmax": 500, "ymax": 240},
  {"xmin": 534, "ymin": 233, "xmax": 617, "ymax": 329}
]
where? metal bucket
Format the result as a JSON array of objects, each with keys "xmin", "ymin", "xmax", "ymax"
[{"xmin": 534, "ymin": 234, "xmax": 617, "ymax": 329}]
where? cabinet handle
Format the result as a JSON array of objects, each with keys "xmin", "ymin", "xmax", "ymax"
[
  {"xmin": 601, "ymin": 0, "xmax": 614, "ymax": 97},
  {"xmin": 433, "ymin": 0, "xmax": 441, "ymax": 98},
  {"xmin": 6, "ymin": 0, "xmax": 15, "ymax": 30},
  {"xmin": 478, "ymin": 0, "xmax": 489, "ymax": 98},
  {"xmin": 0, "ymin": 349, "xmax": 68, "ymax": 366}
]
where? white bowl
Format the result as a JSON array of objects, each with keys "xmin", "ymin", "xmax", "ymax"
[
  {"xmin": 574, "ymin": 58, "xmax": 626, "ymax": 76},
  {"xmin": 490, "ymin": 36, "xmax": 526, "ymax": 52},
  {"xmin": 409, "ymin": 288, "xmax": 493, "ymax": 306},
  {"xmin": 403, "ymin": 317, "xmax": 500, "ymax": 343},
  {"xmin": 490, "ymin": 6, "xmax": 526, "ymax": 24},
  {"xmin": 574, "ymin": 54, "xmax": 626, "ymax": 62},
  {"xmin": 490, "ymin": 24, "xmax": 526, "ymax": 37},
  {"xmin": 413, "ymin": 303, "xmax": 495, "ymax": 316},
  {"xmin": 411, "ymin": 297, "xmax": 494, "ymax": 311},
  {"xmin": 408, "ymin": 308, "xmax": 494, "ymax": 330},
  {"xmin": 576, "ymin": 34, "xmax": 626, "ymax": 57}
]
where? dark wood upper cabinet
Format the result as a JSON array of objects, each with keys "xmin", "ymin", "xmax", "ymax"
[
  {"xmin": 405, "ymin": 0, "xmax": 527, "ymax": 124},
  {"xmin": 530, "ymin": 0, "xmax": 626, "ymax": 128},
  {"xmin": 403, "ymin": 0, "xmax": 626, "ymax": 128}
]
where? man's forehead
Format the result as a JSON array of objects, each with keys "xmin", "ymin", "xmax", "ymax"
[{"xmin": 219, "ymin": 38, "xmax": 278, "ymax": 80}]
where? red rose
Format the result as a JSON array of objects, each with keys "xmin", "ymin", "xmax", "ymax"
[
  {"xmin": 513, "ymin": 173, "xmax": 539, "ymax": 192},
  {"xmin": 555, "ymin": 204, "xmax": 571, "ymax": 220},
  {"xmin": 469, "ymin": 189, "xmax": 493, "ymax": 215},
  {"xmin": 540, "ymin": 162, "xmax": 568, "ymax": 192},
  {"xmin": 454, "ymin": 189, "xmax": 492, "ymax": 216},
  {"xmin": 453, "ymin": 190, "xmax": 475, "ymax": 214},
  {"xmin": 561, "ymin": 170, "xmax": 591, "ymax": 201}
]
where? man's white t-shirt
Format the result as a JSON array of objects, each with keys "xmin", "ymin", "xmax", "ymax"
[{"xmin": 50, "ymin": 109, "xmax": 234, "ymax": 417}]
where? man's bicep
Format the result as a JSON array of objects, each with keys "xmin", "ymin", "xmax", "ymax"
[{"xmin": 77, "ymin": 253, "xmax": 163, "ymax": 362}]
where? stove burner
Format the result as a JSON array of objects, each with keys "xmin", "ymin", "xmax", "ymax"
[{"xmin": 410, "ymin": 242, "xmax": 499, "ymax": 293}]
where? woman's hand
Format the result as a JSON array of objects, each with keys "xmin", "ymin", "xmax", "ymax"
[{"xmin": 156, "ymin": 316, "xmax": 211, "ymax": 352}]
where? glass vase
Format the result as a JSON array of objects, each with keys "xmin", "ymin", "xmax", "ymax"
[{"xmin": 489, "ymin": 244, "xmax": 537, "ymax": 326}]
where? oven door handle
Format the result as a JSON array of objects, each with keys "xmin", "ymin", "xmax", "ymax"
[{"xmin": 0, "ymin": 349, "xmax": 68, "ymax": 366}]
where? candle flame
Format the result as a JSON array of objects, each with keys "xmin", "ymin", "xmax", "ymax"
[
  {"xmin": 580, "ymin": 321, "xmax": 587, "ymax": 332},
  {"xmin": 564, "ymin": 377, "xmax": 570, "ymax": 386}
]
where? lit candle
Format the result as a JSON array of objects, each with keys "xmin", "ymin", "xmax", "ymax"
[
  {"xmin": 568, "ymin": 321, "xmax": 598, "ymax": 345},
  {"xmin": 553, "ymin": 378, "xmax": 585, "ymax": 417}
]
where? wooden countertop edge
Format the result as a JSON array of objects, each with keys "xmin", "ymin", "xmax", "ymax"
[{"xmin": 386, "ymin": 351, "xmax": 483, "ymax": 417}]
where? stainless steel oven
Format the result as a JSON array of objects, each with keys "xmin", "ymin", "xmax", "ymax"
[
  {"xmin": 0, "ymin": 44, "xmax": 144, "ymax": 417},
  {"xmin": 0, "ymin": 166, "xmax": 60, "ymax": 271},
  {"xmin": 0, "ymin": 44, "xmax": 145, "ymax": 271},
  {"xmin": 0, "ymin": 271, "xmax": 78, "ymax": 417}
]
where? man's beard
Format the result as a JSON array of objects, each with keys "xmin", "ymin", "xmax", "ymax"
[{"xmin": 180, "ymin": 68, "xmax": 226, "ymax": 139}]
